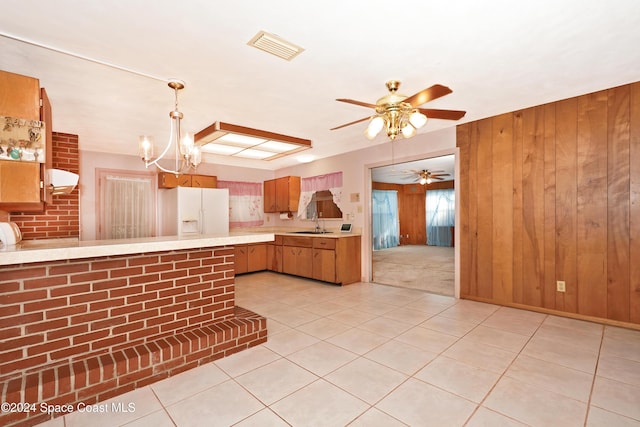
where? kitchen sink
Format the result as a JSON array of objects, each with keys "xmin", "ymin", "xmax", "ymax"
[{"xmin": 292, "ymin": 230, "xmax": 332, "ymax": 234}]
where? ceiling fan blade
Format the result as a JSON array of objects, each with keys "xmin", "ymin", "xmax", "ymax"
[
  {"xmin": 432, "ymin": 176, "xmax": 445, "ymax": 180},
  {"xmin": 336, "ymin": 98, "xmax": 378, "ymax": 109},
  {"xmin": 417, "ymin": 108, "xmax": 467, "ymax": 120},
  {"xmin": 403, "ymin": 84, "xmax": 452, "ymax": 107},
  {"xmin": 330, "ymin": 116, "xmax": 370, "ymax": 130}
]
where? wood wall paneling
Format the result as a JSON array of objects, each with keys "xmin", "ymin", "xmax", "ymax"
[
  {"xmin": 543, "ymin": 103, "xmax": 557, "ymax": 310},
  {"xmin": 554, "ymin": 98, "xmax": 578, "ymax": 313},
  {"xmin": 491, "ymin": 113, "xmax": 513, "ymax": 304},
  {"xmin": 607, "ymin": 85, "xmax": 631, "ymax": 322},
  {"xmin": 476, "ymin": 119, "xmax": 494, "ymax": 299},
  {"xmin": 457, "ymin": 126, "xmax": 471, "ymax": 297},
  {"xmin": 631, "ymin": 83, "xmax": 640, "ymax": 324},
  {"xmin": 457, "ymin": 81, "xmax": 640, "ymax": 328},
  {"xmin": 576, "ymin": 90, "xmax": 608, "ymax": 319},
  {"xmin": 521, "ymin": 106, "xmax": 546, "ymax": 308}
]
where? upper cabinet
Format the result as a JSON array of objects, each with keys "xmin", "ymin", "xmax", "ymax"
[
  {"xmin": 264, "ymin": 176, "xmax": 300, "ymax": 213},
  {"xmin": 0, "ymin": 70, "xmax": 51, "ymax": 209},
  {"xmin": 0, "ymin": 70, "xmax": 40, "ymax": 120},
  {"xmin": 158, "ymin": 173, "xmax": 217, "ymax": 189}
]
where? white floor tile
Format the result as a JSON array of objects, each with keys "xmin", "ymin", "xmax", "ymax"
[
  {"xmin": 415, "ymin": 356, "xmax": 500, "ymax": 403},
  {"xmin": 151, "ymin": 363, "xmax": 230, "ymax": 406},
  {"xmin": 376, "ymin": 378, "xmax": 476, "ymax": 426},
  {"xmin": 591, "ymin": 376, "xmax": 640, "ymax": 421},
  {"xmin": 166, "ymin": 380, "xmax": 264, "ymax": 427},
  {"xmin": 235, "ymin": 358, "xmax": 318, "ymax": 405},
  {"xmin": 270, "ymin": 379, "xmax": 369, "ymax": 427},
  {"xmin": 286, "ymin": 341, "xmax": 358, "ymax": 376},
  {"xmin": 364, "ymin": 339, "xmax": 438, "ymax": 375},
  {"xmin": 484, "ymin": 376, "xmax": 587, "ymax": 426},
  {"xmin": 325, "ymin": 357, "xmax": 408, "ymax": 404}
]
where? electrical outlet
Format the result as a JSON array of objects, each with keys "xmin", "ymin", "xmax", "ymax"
[{"xmin": 556, "ymin": 280, "xmax": 566, "ymax": 292}]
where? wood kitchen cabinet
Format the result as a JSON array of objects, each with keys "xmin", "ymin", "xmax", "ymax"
[
  {"xmin": 282, "ymin": 236, "xmax": 314, "ymax": 278},
  {"xmin": 281, "ymin": 234, "xmax": 361, "ymax": 285},
  {"xmin": 263, "ymin": 176, "xmax": 300, "ymax": 213},
  {"xmin": 312, "ymin": 238, "xmax": 337, "ymax": 282},
  {"xmin": 266, "ymin": 235, "xmax": 283, "ymax": 272},
  {"xmin": 158, "ymin": 173, "xmax": 217, "ymax": 189},
  {"xmin": 234, "ymin": 245, "xmax": 248, "ymax": 275},
  {"xmin": 234, "ymin": 243, "xmax": 267, "ymax": 275},
  {"xmin": 0, "ymin": 161, "xmax": 41, "ymax": 203},
  {"xmin": 0, "ymin": 70, "xmax": 52, "ymax": 210},
  {"xmin": 191, "ymin": 174, "xmax": 217, "ymax": 188}
]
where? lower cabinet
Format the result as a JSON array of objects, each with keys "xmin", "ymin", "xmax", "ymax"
[
  {"xmin": 234, "ymin": 243, "xmax": 267, "ymax": 275},
  {"xmin": 236, "ymin": 234, "xmax": 361, "ymax": 285}
]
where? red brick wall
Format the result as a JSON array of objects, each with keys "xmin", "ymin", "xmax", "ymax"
[
  {"xmin": 0, "ymin": 246, "xmax": 235, "ymax": 379},
  {"xmin": 10, "ymin": 132, "xmax": 80, "ymax": 240}
]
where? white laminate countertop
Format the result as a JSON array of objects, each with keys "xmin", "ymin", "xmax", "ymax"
[{"xmin": 0, "ymin": 232, "xmax": 275, "ymax": 266}]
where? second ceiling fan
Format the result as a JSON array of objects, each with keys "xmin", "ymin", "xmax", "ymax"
[{"xmin": 331, "ymin": 80, "xmax": 466, "ymax": 140}]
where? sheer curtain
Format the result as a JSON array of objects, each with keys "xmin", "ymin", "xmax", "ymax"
[
  {"xmin": 100, "ymin": 173, "xmax": 155, "ymax": 239},
  {"xmin": 372, "ymin": 190, "xmax": 400, "ymax": 250},
  {"xmin": 216, "ymin": 181, "xmax": 263, "ymax": 227},
  {"xmin": 297, "ymin": 171, "xmax": 343, "ymax": 218},
  {"xmin": 426, "ymin": 188, "xmax": 455, "ymax": 246}
]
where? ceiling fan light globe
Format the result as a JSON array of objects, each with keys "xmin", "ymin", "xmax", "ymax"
[
  {"xmin": 401, "ymin": 123, "xmax": 416, "ymax": 138},
  {"xmin": 409, "ymin": 111, "xmax": 427, "ymax": 129},
  {"xmin": 365, "ymin": 116, "xmax": 385, "ymax": 139},
  {"xmin": 426, "ymin": 177, "xmax": 433, "ymax": 184},
  {"xmin": 419, "ymin": 177, "xmax": 427, "ymax": 185}
]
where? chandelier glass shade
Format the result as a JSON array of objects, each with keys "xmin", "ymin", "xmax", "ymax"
[{"xmin": 139, "ymin": 80, "xmax": 201, "ymax": 175}]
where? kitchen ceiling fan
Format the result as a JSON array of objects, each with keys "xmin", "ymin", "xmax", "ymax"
[
  {"xmin": 404, "ymin": 169, "xmax": 450, "ymax": 185},
  {"xmin": 330, "ymin": 80, "xmax": 466, "ymax": 140}
]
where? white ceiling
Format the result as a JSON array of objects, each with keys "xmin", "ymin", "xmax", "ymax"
[{"xmin": 1, "ymin": 0, "xmax": 639, "ymax": 174}]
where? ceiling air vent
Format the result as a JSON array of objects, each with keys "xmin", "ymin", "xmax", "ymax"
[{"xmin": 247, "ymin": 30, "xmax": 304, "ymax": 61}]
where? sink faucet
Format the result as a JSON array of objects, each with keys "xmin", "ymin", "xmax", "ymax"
[{"xmin": 313, "ymin": 212, "xmax": 321, "ymax": 232}]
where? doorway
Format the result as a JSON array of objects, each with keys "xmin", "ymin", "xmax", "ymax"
[{"xmin": 369, "ymin": 154, "xmax": 456, "ymax": 296}]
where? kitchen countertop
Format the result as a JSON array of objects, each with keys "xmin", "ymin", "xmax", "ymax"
[{"xmin": 0, "ymin": 232, "xmax": 275, "ymax": 266}]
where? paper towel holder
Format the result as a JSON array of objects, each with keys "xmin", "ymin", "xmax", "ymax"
[
  {"xmin": 47, "ymin": 168, "xmax": 79, "ymax": 195},
  {"xmin": 279, "ymin": 212, "xmax": 293, "ymax": 220}
]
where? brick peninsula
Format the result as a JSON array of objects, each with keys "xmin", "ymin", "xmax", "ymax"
[{"xmin": 0, "ymin": 232, "xmax": 273, "ymax": 427}]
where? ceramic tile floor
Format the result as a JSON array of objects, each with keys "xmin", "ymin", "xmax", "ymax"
[{"xmin": 37, "ymin": 272, "xmax": 640, "ymax": 427}]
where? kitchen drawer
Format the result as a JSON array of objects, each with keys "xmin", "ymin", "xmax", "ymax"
[
  {"xmin": 313, "ymin": 238, "xmax": 336, "ymax": 250},
  {"xmin": 282, "ymin": 236, "xmax": 313, "ymax": 248}
]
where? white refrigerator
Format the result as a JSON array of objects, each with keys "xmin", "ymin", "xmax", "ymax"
[{"xmin": 158, "ymin": 187, "xmax": 229, "ymax": 236}]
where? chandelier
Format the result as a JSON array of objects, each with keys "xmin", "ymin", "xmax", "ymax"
[
  {"xmin": 138, "ymin": 79, "xmax": 201, "ymax": 175},
  {"xmin": 364, "ymin": 81, "xmax": 428, "ymax": 141}
]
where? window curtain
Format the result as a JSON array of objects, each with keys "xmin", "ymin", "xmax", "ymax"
[
  {"xmin": 102, "ymin": 175, "xmax": 154, "ymax": 239},
  {"xmin": 297, "ymin": 171, "xmax": 343, "ymax": 218},
  {"xmin": 426, "ymin": 188, "xmax": 455, "ymax": 246},
  {"xmin": 372, "ymin": 190, "xmax": 400, "ymax": 250},
  {"xmin": 216, "ymin": 180, "xmax": 263, "ymax": 227}
]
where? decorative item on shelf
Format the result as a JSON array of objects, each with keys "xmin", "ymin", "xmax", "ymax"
[
  {"xmin": 138, "ymin": 79, "xmax": 201, "ymax": 175},
  {"xmin": 0, "ymin": 115, "xmax": 46, "ymax": 163},
  {"xmin": 331, "ymin": 80, "xmax": 466, "ymax": 141}
]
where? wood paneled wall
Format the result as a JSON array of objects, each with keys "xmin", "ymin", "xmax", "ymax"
[
  {"xmin": 457, "ymin": 81, "xmax": 640, "ymax": 327},
  {"xmin": 373, "ymin": 181, "xmax": 454, "ymax": 245}
]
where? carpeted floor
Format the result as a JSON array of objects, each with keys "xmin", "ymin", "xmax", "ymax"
[{"xmin": 372, "ymin": 245, "xmax": 455, "ymax": 296}]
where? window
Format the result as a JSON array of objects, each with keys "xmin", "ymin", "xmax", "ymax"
[
  {"xmin": 216, "ymin": 180, "xmax": 263, "ymax": 227},
  {"xmin": 96, "ymin": 169, "xmax": 156, "ymax": 239},
  {"xmin": 297, "ymin": 171, "xmax": 344, "ymax": 220},
  {"xmin": 425, "ymin": 188, "xmax": 455, "ymax": 246}
]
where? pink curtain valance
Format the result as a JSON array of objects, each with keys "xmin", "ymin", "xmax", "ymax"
[
  {"xmin": 301, "ymin": 171, "xmax": 342, "ymax": 192},
  {"xmin": 216, "ymin": 180, "xmax": 262, "ymax": 196}
]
